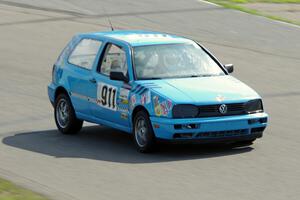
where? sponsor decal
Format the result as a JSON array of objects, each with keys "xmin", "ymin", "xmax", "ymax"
[
  {"xmin": 160, "ymin": 101, "xmax": 168, "ymax": 115},
  {"xmin": 166, "ymin": 99, "xmax": 173, "ymax": 110},
  {"xmin": 146, "ymin": 90, "xmax": 151, "ymax": 104},
  {"xmin": 130, "ymin": 94, "xmax": 136, "ymax": 110},
  {"xmin": 141, "ymin": 90, "xmax": 151, "ymax": 105},
  {"xmin": 117, "ymin": 104, "xmax": 129, "ymax": 112},
  {"xmin": 119, "ymin": 88, "xmax": 130, "ymax": 104},
  {"xmin": 141, "ymin": 93, "xmax": 147, "ymax": 105},
  {"xmin": 120, "ymin": 99, "xmax": 129, "ymax": 104},
  {"xmin": 121, "ymin": 112, "xmax": 128, "ymax": 120},
  {"xmin": 97, "ymin": 83, "xmax": 117, "ymax": 111},
  {"xmin": 153, "ymin": 96, "xmax": 169, "ymax": 117}
]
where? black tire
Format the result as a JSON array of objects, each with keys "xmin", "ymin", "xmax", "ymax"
[
  {"xmin": 133, "ymin": 110, "xmax": 156, "ymax": 153},
  {"xmin": 54, "ymin": 93, "xmax": 83, "ymax": 134}
]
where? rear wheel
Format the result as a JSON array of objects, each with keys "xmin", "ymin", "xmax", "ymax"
[
  {"xmin": 133, "ymin": 111, "xmax": 156, "ymax": 153},
  {"xmin": 54, "ymin": 93, "xmax": 83, "ymax": 134}
]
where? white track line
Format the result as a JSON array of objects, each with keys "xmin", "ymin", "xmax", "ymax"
[
  {"xmin": 196, "ymin": 0, "xmax": 220, "ymax": 7},
  {"xmin": 196, "ymin": 0, "xmax": 300, "ymax": 29},
  {"xmin": 272, "ymin": 19, "xmax": 300, "ymax": 29}
]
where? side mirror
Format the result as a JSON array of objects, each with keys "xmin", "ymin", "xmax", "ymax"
[
  {"xmin": 110, "ymin": 71, "xmax": 129, "ymax": 82},
  {"xmin": 224, "ymin": 64, "xmax": 234, "ymax": 73}
]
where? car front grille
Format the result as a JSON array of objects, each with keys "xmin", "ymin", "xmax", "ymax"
[
  {"xmin": 198, "ymin": 103, "xmax": 246, "ymax": 117},
  {"xmin": 172, "ymin": 129, "xmax": 249, "ymax": 139},
  {"xmin": 196, "ymin": 129, "xmax": 248, "ymax": 138}
]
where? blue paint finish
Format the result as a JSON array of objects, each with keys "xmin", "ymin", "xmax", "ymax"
[
  {"xmin": 48, "ymin": 30, "xmax": 268, "ymax": 142},
  {"xmin": 47, "ymin": 83, "xmax": 56, "ymax": 104},
  {"xmin": 150, "ymin": 113, "xmax": 268, "ymax": 139},
  {"xmin": 91, "ymin": 30, "xmax": 192, "ymax": 47},
  {"xmin": 136, "ymin": 76, "xmax": 260, "ymax": 104}
]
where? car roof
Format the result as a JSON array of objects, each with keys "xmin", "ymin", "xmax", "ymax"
[{"xmin": 81, "ymin": 30, "xmax": 193, "ymax": 47}]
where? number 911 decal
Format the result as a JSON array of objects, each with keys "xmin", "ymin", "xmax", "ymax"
[{"xmin": 97, "ymin": 83, "xmax": 117, "ymax": 110}]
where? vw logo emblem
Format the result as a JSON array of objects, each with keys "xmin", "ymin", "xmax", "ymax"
[{"xmin": 219, "ymin": 104, "xmax": 227, "ymax": 114}]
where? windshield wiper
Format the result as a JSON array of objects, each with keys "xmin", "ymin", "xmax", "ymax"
[
  {"xmin": 139, "ymin": 77, "xmax": 162, "ymax": 80},
  {"xmin": 139, "ymin": 74, "xmax": 217, "ymax": 80},
  {"xmin": 185, "ymin": 74, "xmax": 214, "ymax": 78},
  {"xmin": 199, "ymin": 74, "xmax": 214, "ymax": 77}
]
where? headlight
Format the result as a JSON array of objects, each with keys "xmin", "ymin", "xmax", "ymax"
[
  {"xmin": 245, "ymin": 99, "xmax": 263, "ymax": 114},
  {"xmin": 172, "ymin": 104, "xmax": 198, "ymax": 118}
]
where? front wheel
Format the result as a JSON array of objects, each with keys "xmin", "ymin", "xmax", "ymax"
[
  {"xmin": 54, "ymin": 93, "xmax": 83, "ymax": 134},
  {"xmin": 133, "ymin": 111, "xmax": 156, "ymax": 153}
]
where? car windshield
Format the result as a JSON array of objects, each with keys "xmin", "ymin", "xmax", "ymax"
[{"xmin": 133, "ymin": 42, "xmax": 225, "ymax": 80}]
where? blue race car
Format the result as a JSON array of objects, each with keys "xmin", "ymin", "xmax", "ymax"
[{"xmin": 48, "ymin": 30, "xmax": 268, "ymax": 152}]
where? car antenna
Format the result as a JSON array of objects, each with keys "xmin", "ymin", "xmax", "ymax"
[
  {"xmin": 108, "ymin": 17, "xmax": 114, "ymax": 31},
  {"xmin": 102, "ymin": 7, "xmax": 114, "ymax": 31}
]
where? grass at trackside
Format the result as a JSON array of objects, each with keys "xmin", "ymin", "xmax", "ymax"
[
  {"xmin": 0, "ymin": 178, "xmax": 49, "ymax": 200},
  {"xmin": 206, "ymin": 0, "xmax": 300, "ymax": 26},
  {"xmin": 213, "ymin": 0, "xmax": 300, "ymax": 3}
]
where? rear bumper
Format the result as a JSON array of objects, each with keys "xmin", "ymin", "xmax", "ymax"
[
  {"xmin": 47, "ymin": 83, "xmax": 56, "ymax": 106},
  {"xmin": 150, "ymin": 113, "xmax": 268, "ymax": 142}
]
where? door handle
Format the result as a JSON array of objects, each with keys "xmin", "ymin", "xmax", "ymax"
[{"xmin": 89, "ymin": 78, "xmax": 96, "ymax": 84}]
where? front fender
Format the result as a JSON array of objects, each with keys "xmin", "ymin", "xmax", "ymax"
[{"xmin": 128, "ymin": 85, "xmax": 174, "ymax": 127}]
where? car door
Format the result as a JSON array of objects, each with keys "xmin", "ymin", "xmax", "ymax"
[
  {"xmin": 67, "ymin": 38, "xmax": 103, "ymax": 116},
  {"xmin": 90, "ymin": 42, "xmax": 131, "ymax": 128}
]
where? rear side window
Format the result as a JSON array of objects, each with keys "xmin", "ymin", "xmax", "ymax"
[
  {"xmin": 100, "ymin": 44, "xmax": 128, "ymax": 76},
  {"xmin": 68, "ymin": 39, "xmax": 102, "ymax": 70}
]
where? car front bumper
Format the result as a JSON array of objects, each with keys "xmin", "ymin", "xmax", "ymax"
[{"xmin": 150, "ymin": 113, "xmax": 268, "ymax": 142}]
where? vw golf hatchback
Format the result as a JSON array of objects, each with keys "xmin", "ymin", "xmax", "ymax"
[{"xmin": 48, "ymin": 30, "xmax": 268, "ymax": 152}]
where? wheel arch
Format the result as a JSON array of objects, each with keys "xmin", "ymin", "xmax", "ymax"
[
  {"xmin": 131, "ymin": 105, "xmax": 150, "ymax": 124},
  {"xmin": 131, "ymin": 105, "xmax": 156, "ymax": 152},
  {"xmin": 54, "ymin": 85, "xmax": 81, "ymax": 120},
  {"xmin": 54, "ymin": 86, "xmax": 69, "ymax": 100}
]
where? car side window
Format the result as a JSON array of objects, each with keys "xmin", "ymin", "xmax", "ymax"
[
  {"xmin": 68, "ymin": 39, "xmax": 102, "ymax": 70},
  {"xmin": 100, "ymin": 43, "xmax": 128, "ymax": 76}
]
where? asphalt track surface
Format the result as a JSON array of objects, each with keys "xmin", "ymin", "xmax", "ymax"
[{"xmin": 0, "ymin": 0, "xmax": 300, "ymax": 200}]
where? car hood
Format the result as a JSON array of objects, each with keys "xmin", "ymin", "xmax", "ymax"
[{"xmin": 137, "ymin": 75, "xmax": 260, "ymax": 104}]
